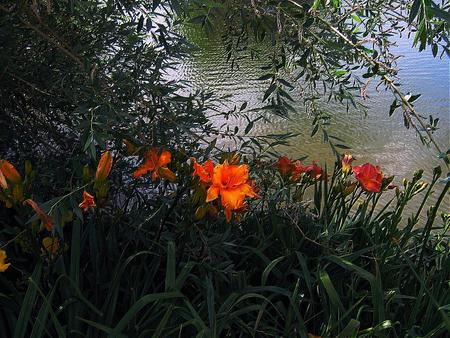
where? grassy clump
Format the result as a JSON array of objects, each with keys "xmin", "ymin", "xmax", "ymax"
[{"xmin": 0, "ymin": 150, "xmax": 448, "ymax": 337}]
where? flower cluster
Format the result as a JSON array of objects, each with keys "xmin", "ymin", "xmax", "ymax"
[
  {"xmin": 275, "ymin": 156, "xmax": 323, "ymax": 182},
  {"xmin": 0, "ymin": 147, "xmax": 395, "ymax": 273},
  {"xmin": 192, "ymin": 158, "xmax": 258, "ymax": 222}
]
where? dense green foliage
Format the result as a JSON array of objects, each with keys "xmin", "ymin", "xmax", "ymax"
[{"xmin": 0, "ymin": 1, "xmax": 449, "ymax": 337}]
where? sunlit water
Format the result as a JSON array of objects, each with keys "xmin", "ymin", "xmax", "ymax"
[{"xmin": 170, "ymin": 25, "xmax": 449, "ymax": 216}]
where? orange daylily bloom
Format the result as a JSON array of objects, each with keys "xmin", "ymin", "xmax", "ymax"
[
  {"xmin": 206, "ymin": 161, "xmax": 257, "ymax": 222},
  {"xmin": 0, "ymin": 170, "xmax": 7, "ymax": 189},
  {"xmin": 0, "ymin": 160, "xmax": 22, "ymax": 184},
  {"xmin": 42, "ymin": 237, "xmax": 60, "ymax": 256},
  {"xmin": 353, "ymin": 163, "xmax": 383, "ymax": 193},
  {"xmin": 23, "ymin": 199, "xmax": 54, "ymax": 231},
  {"xmin": 0, "ymin": 249, "xmax": 11, "ymax": 272},
  {"xmin": 133, "ymin": 148, "xmax": 176, "ymax": 182},
  {"xmin": 341, "ymin": 154, "xmax": 354, "ymax": 174},
  {"xmin": 192, "ymin": 158, "xmax": 214, "ymax": 184},
  {"xmin": 79, "ymin": 191, "xmax": 96, "ymax": 212},
  {"xmin": 275, "ymin": 156, "xmax": 295, "ymax": 176},
  {"xmin": 96, "ymin": 151, "xmax": 113, "ymax": 180}
]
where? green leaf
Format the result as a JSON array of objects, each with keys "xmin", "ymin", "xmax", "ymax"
[
  {"xmin": 14, "ymin": 261, "xmax": 43, "ymax": 338},
  {"xmin": 263, "ymin": 84, "xmax": 277, "ymax": 102},
  {"xmin": 262, "ymin": 256, "xmax": 285, "ymax": 286},
  {"xmin": 165, "ymin": 241, "xmax": 176, "ymax": 291},
  {"xmin": 389, "ymin": 99, "xmax": 397, "ymax": 116},
  {"xmin": 409, "ymin": 0, "xmax": 421, "ymax": 24},
  {"xmin": 137, "ymin": 15, "xmax": 144, "ymax": 33},
  {"xmin": 319, "ymin": 270, "xmax": 345, "ymax": 314},
  {"xmin": 111, "ymin": 292, "xmax": 184, "ymax": 335}
]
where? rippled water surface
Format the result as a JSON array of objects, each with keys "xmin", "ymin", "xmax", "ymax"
[{"xmin": 172, "ymin": 25, "xmax": 450, "ymax": 212}]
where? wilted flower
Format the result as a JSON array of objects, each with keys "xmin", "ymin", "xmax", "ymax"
[
  {"xmin": 96, "ymin": 151, "xmax": 113, "ymax": 181},
  {"xmin": 133, "ymin": 148, "xmax": 176, "ymax": 182},
  {"xmin": 23, "ymin": 199, "xmax": 54, "ymax": 231},
  {"xmin": 79, "ymin": 191, "xmax": 96, "ymax": 212},
  {"xmin": 123, "ymin": 139, "xmax": 137, "ymax": 155},
  {"xmin": 192, "ymin": 158, "xmax": 214, "ymax": 184},
  {"xmin": 42, "ymin": 237, "xmax": 60, "ymax": 257},
  {"xmin": 0, "ymin": 249, "xmax": 11, "ymax": 272},
  {"xmin": 341, "ymin": 154, "xmax": 354, "ymax": 174},
  {"xmin": 353, "ymin": 163, "xmax": 383, "ymax": 193},
  {"xmin": 206, "ymin": 161, "xmax": 257, "ymax": 222}
]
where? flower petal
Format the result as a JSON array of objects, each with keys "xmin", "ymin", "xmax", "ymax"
[
  {"xmin": 157, "ymin": 150, "xmax": 172, "ymax": 167},
  {"xmin": 220, "ymin": 188, "xmax": 245, "ymax": 210},
  {"xmin": 23, "ymin": 199, "xmax": 54, "ymax": 231},
  {"xmin": 224, "ymin": 207, "xmax": 232, "ymax": 223},
  {"xmin": 0, "ymin": 170, "xmax": 8, "ymax": 189},
  {"xmin": 206, "ymin": 186, "xmax": 220, "ymax": 202},
  {"xmin": 0, "ymin": 160, "xmax": 21, "ymax": 184}
]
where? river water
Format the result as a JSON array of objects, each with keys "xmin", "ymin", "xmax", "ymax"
[{"xmin": 172, "ymin": 24, "xmax": 449, "ymax": 213}]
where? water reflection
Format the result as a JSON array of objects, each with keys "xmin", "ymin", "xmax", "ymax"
[{"xmin": 173, "ymin": 24, "xmax": 449, "ymax": 213}]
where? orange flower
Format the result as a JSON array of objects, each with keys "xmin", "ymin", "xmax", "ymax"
[
  {"xmin": 96, "ymin": 151, "xmax": 113, "ymax": 180},
  {"xmin": 0, "ymin": 160, "xmax": 22, "ymax": 184},
  {"xmin": 0, "ymin": 249, "xmax": 11, "ymax": 272},
  {"xmin": 206, "ymin": 161, "xmax": 257, "ymax": 222},
  {"xmin": 79, "ymin": 191, "xmax": 96, "ymax": 212},
  {"xmin": 0, "ymin": 170, "xmax": 7, "ymax": 189},
  {"xmin": 133, "ymin": 148, "xmax": 176, "ymax": 182},
  {"xmin": 42, "ymin": 237, "xmax": 60, "ymax": 256},
  {"xmin": 353, "ymin": 163, "xmax": 383, "ymax": 193},
  {"xmin": 192, "ymin": 158, "xmax": 214, "ymax": 184},
  {"xmin": 341, "ymin": 154, "xmax": 354, "ymax": 174},
  {"xmin": 275, "ymin": 156, "xmax": 295, "ymax": 176},
  {"xmin": 23, "ymin": 199, "xmax": 54, "ymax": 231}
]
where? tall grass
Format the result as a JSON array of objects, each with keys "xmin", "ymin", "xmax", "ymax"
[{"xmin": 1, "ymin": 155, "xmax": 449, "ymax": 337}]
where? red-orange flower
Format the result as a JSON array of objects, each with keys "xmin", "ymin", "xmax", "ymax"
[
  {"xmin": 303, "ymin": 161, "xmax": 323, "ymax": 180},
  {"xmin": 353, "ymin": 163, "xmax": 383, "ymax": 193},
  {"xmin": 23, "ymin": 199, "xmax": 54, "ymax": 231},
  {"xmin": 206, "ymin": 161, "xmax": 257, "ymax": 222},
  {"xmin": 291, "ymin": 160, "xmax": 307, "ymax": 181},
  {"xmin": 192, "ymin": 158, "xmax": 214, "ymax": 184},
  {"xmin": 275, "ymin": 156, "xmax": 295, "ymax": 176},
  {"xmin": 341, "ymin": 154, "xmax": 354, "ymax": 174},
  {"xmin": 96, "ymin": 151, "xmax": 113, "ymax": 180},
  {"xmin": 0, "ymin": 160, "xmax": 22, "ymax": 184},
  {"xmin": 133, "ymin": 148, "xmax": 176, "ymax": 182},
  {"xmin": 79, "ymin": 191, "xmax": 96, "ymax": 212}
]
